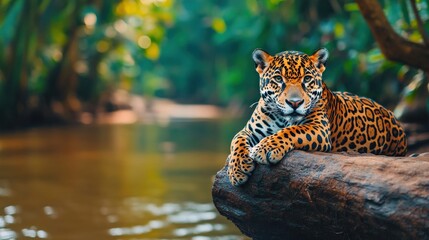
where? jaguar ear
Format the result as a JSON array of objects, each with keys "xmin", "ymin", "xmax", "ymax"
[
  {"xmin": 252, "ymin": 49, "xmax": 273, "ymax": 74},
  {"xmin": 310, "ymin": 48, "xmax": 329, "ymax": 73}
]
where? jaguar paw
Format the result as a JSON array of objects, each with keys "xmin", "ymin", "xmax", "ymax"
[
  {"xmin": 250, "ymin": 137, "xmax": 291, "ymax": 165},
  {"xmin": 227, "ymin": 155, "xmax": 254, "ymax": 186}
]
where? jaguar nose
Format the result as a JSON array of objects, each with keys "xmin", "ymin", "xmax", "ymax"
[{"xmin": 285, "ymin": 98, "xmax": 304, "ymax": 109}]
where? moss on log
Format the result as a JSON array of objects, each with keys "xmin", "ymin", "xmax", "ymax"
[{"xmin": 212, "ymin": 151, "xmax": 429, "ymax": 240}]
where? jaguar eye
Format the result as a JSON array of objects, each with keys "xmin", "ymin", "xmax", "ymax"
[
  {"xmin": 303, "ymin": 76, "xmax": 312, "ymax": 83},
  {"xmin": 273, "ymin": 75, "xmax": 283, "ymax": 83}
]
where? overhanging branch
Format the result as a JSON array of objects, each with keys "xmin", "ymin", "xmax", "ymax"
[{"xmin": 355, "ymin": 0, "xmax": 429, "ymax": 72}]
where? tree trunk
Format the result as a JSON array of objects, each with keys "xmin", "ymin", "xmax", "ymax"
[{"xmin": 212, "ymin": 151, "xmax": 429, "ymax": 240}]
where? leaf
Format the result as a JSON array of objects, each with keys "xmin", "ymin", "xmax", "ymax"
[
  {"xmin": 399, "ymin": 0, "xmax": 411, "ymax": 28},
  {"xmin": 344, "ymin": 3, "xmax": 359, "ymax": 12},
  {"xmin": 212, "ymin": 17, "xmax": 226, "ymax": 33},
  {"xmin": 146, "ymin": 43, "xmax": 160, "ymax": 60},
  {"xmin": 0, "ymin": 0, "xmax": 24, "ymax": 46},
  {"xmin": 334, "ymin": 23, "xmax": 345, "ymax": 38}
]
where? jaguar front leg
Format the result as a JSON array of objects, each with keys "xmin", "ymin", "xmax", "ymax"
[
  {"xmin": 250, "ymin": 123, "xmax": 331, "ymax": 165},
  {"xmin": 227, "ymin": 129, "xmax": 256, "ymax": 186}
]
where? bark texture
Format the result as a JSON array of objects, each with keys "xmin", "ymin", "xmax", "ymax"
[{"xmin": 212, "ymin": 151, "xmax": 429, "ymax": 240}]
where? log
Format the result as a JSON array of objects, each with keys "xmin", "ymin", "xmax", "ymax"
[{"xmin": 212, "ymin": 151, "xmax": 429, "ymax": 240}]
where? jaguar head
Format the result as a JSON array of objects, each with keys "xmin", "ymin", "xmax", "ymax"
[{"xmin": 252, "ymin": 48, "xmax": 328, "ymax": 123}]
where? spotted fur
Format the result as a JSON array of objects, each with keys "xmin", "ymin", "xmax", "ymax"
[{"xmin": 227, "ymin": 48, "xmax": 407, "ymax": 186}]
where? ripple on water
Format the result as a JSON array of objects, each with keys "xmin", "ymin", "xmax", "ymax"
[
  {"xmin": 1, "ymin": 205, "xmax": 49, "ymax": 239},
  {"xmin": 106, "ymin": 200, "xmax": 239, "ymax": 238},
  {"xmin": 173, "ymin": 223, "xmax": 225, "ymax": 236},
  {"xmin": 0, "ymin": 228, "xmax": 17, "ymax": 240}
]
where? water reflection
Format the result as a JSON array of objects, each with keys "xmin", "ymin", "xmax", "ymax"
[
  {"xmin": 0, "ymin": 228, "xmax": 16, "ymax": 240},
  {"xmin": 1, "ymin": 205, "xmax": 49, "ymax": 239},
  {"xmin": 173, "ymin": 223, "xmax": 225, "ymax": 237},
  {"xmin": 108, "ymin": 201, "xmax": 222, "ymax": 238},
  {"xmin": 0, "ymin": 121, "xmax": 247, "ymax": 239},
  {"xmin": 22, "ymin": 228, "xmax": 48, "ymax": 238}
]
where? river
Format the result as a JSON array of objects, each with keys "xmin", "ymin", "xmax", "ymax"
[{"xmin": 0, "ymin": 121, "xmax": 248, "ymax": 239}]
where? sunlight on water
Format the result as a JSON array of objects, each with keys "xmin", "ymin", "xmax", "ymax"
[
  {"xmin": 0, "ymin": 228, "xmax": 16, "ymax": 240},
  {"xmin": 106, "ymin": 200, "xmax": 228, "ymax": 238},
  {"xmin": 0, "ymin": 121, "xmax": 248, "ymax": 239},
  {"xmin": 1, "ymin": 203, "xmax": 49, "ymax": 240},
  {"xmin": 107, "ymin": 201, "xmax": 225, "ymax": 238}
]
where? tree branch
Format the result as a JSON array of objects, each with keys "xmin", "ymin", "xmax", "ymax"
[{"xmin": 355, "ymin": 0, "xmax": 429, "ymax": 72}]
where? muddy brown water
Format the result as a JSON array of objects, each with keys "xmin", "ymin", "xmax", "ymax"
[{"xmin": 0, "ymin": 121, "xmax": 247, "ymax": 239}]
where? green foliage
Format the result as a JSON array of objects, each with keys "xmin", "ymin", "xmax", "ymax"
[
  {"xmin": 151, "ymin": 0, "xmax": 402, "ymax": 106},
  {"xmin": 0, "ymin": 0, "xmax": 428, "ymax": 127},
  {"xmin": 0, "ymin": 0, "xmax": 173, "ymax": 127},
  {"xmin": 151, "ymin": 0, "xmax": 429, "ymax": 110}
]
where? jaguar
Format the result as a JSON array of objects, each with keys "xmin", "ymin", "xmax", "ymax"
[{"xmin": 228, "ymin": 48, "xmax": 407, "ymax": 186}]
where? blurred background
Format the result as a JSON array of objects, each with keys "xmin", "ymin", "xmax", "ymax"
[{"xmin": 0, "ymin": 0, "xmax": 428, "ymax": 239}]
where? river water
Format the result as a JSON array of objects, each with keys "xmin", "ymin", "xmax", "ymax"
[{"xmin": 0, "ymin": 121, "xmax": 247, "ymax": 239}]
